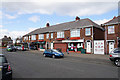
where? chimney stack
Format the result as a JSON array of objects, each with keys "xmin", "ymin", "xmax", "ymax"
[
  {"xmin": 75, "ymin": 16, "xmax": 80, "ymax": 21},
  {"xmin": 46, "ymin": 22, "xmax": 50, "ymax": 27},
  {"xmin": 113, "ymin": 16, "xmax": 116, "ymax": 19}
]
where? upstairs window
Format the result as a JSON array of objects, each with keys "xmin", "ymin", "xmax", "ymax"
[
  {"xmin": 51, "ymin": 33, "xmax": 53, "ymax": 38},
  {"xmin": 57, "ymin": 32, "xmax": 64, "ymax": 38},
  {"xmin": 85, "ymin": 28, "xmax": 91, "ymax": 36},
  {"xmin": 29, "ymin": 36, "xmax": 31, "ymax": 40},
  {"xmin": 39, "ymin": 34, "xmax": 44, "ymax": 40},
  {"xmin": 46, "ymin": 33, "xmax": 49, "ymax": 39},
  {"xmin": 31, "ymin": 35, "xmax": 36, "ymax": 40},
  {"xmin": 24, "ymin": 36, "xmax": 28, "ymax": 40},
  {"xmin": 108, "ymin": 26, "xmax": 115, "ymax": 34},
  {"xmin": 71, "ymin": 29, "xmax": 80, "ymax": 37}
]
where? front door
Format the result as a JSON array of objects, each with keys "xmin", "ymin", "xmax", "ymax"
[
  {"xmin": 86, "ymin": 41, "xmax": 91, "ymax": 53},
  {"xmin": 109, "ymin": 42, "xmax": 114, "ymax": 53}
]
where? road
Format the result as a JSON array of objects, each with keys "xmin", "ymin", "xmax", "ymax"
[{"xmin": 1, "ymin": 49, "xmax": 119, "ymax": 79}]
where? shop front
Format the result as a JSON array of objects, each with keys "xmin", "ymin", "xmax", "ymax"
[
  {"xmin": 62, "ymin": 39, "xmax": 84, "ymax": 52},
  {"xmin": 38, "ymin": 40, "xmax": 46, "ymax": 51}
]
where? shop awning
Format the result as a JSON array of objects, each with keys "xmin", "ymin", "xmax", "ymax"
[{"xmin": 62, "ymin": 39, "xmax": 84, "ymax": 43}]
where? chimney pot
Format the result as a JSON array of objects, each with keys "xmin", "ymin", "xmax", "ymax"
[
  {"xmin": 46, "ymin": 23, "xmax": 50, "ymax": 27},
  {"xmin": 75, "ymin": 16, "xmax": 80, "ymax": 21}
]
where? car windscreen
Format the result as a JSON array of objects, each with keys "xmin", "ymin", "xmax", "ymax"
[
  {"xmin": 0, "ymin": 56, "xmax": 7, "ymax": 65},
  {"xmin": 52, "ymin": 49, "xmax": 61, "ymax": 54},
  {"xmin": 113, "ymin": 48, "xmax": 120, "ymax": 53}
]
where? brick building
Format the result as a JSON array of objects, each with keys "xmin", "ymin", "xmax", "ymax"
[
  {"xmin": 102, "ymin": 16, "xmax": 120, "ymax": 54},
  {"xmin": 0, "ymin": 36, "xmax": 13, "ymax": 47},
  {"xmin": 23, "ymin": 16, "xmax": 104, "ymax": 54}
]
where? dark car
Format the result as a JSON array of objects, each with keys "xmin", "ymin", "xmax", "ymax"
[
  {"xmin": 6, "ymin": 45, "xmax": 16, "ymax": 52},
  {"xmin": 0, "ymin": 54, "xmax": 12, "ymax": 80},
  {"xmin": 43, "ymin": 49, "xmax": 64, "ymax": 58},
  {"xmin": 109, "ymin": 48, "xmax": 120, "ymax": 67}
]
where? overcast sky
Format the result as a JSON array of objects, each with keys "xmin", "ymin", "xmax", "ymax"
[{"xmin": 0, "ymin": 0, "xmax": 119, "ymax": 42}]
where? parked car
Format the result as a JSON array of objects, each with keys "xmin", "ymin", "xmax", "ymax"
[
  {"xmin": 43, "ymin": 49, "xmax": 64, "ymax": 58},
  {"xmin": 0, "ymin": 54, "xmax": 12, "ymax": 80},
  {"xmin": 30, "ymin": 46, "xmax": 37, "ymax": 50},
  {"xmin": 6, "ymin": 45, "xmax": 16, "ymax": 52},
  {"xmin": 109, "ymin": 48, "xmax": 120, "ymax": 67},
  {"xmin": 15, "ymin": 46, "xmax": 28, "ymax": 51}
]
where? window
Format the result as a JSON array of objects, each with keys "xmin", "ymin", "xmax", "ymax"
[
  {"xmin": 46, "ymin": 33, "xmax": 49, "ymax": 39},
  {"xmin": 85, "ymin": 28, "xmax": 91, "ymax": 36},
  {"xmin": 57, "ymin": 32, "xmax": 64, "ymax": 38},
  {"xmin": 29, "ymin": 36, "xmax": 31, "ymax": 40},
  {"xmin": 24, "ymin": 36, "xmax": 28, "ymax": 40},
  {"xmin": 51, "ymin": 33, "xmax": 53, "ymax": 38},
  {"xmin": 71, "ymin": 29, "xmax": 80, "ymax": 37},
  {"xmin": 31, "ymin": 35, "xmax": 36, "ymax": 40},
  {"xmin": 39, "ymin": 34, "xmax": 44, "ymax": 40},
  {"xmin": 108, "ymin": 26, "xmax": 115, "ymax": 34}
]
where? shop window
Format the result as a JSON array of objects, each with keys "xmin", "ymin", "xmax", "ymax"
[
  {"xmin": 71, "ymin": 29, "xmax": 80, "ymax": 37},
  {"xmin": 85, "ymin": 28, "xmax": 91, "ymax": 36},
  {"xmin": 108, "ymin": 26, "xmax": 115, "ymax": 34},
  {"xmin": 57, "ymin": 31, "xmax": 64, "ymax": 38}
]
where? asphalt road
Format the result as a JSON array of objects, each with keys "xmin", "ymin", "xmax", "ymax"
[{"xmin": 1, "ymin": 49, "xmax": 119, "ymax": 78}]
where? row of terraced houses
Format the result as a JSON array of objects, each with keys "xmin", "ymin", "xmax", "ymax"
[{"xmin": 22, "ymin": 16, "xmax": 120, "ymax": 54}]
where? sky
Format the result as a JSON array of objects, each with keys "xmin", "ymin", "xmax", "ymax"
[{"xmin": 0, "ymin": 0, "xmax": 120, "ymax": 43}]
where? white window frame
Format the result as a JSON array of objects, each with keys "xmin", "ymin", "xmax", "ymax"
[
  {"xmin": 24, "ymin": 36, "xmax": 28, "ymax": 40},
  {"xmin": 108, "ymin": 26, "xmax": 115, "ymax": 34},
  {"xmin": 46, "ymin": 33, "xmax": 49, "ymax": 39},
  {"xmin": 51, "ymin": 33, "xmax": 53, "ymax": 38},
  {"xmin": 39, "ymin": 34, "xmax": 44, "ymax": 40},
  {"xmin": 70, "ymin": 29, "xmax": 80, "ymax": 37},
  {"xmin": 57, "ymin": 31, "xmax": 64, "ymax": 38},
  {"xmin": 31, "ymin": 35, "xmax": 36, "ymax": 40},
  {"xmin": 29, "ymin": 36, "xmax": 31, "ymax": 40},
  {"xmin": 85, "ymin": 28, "xmax": 91, "ymax": 36}
]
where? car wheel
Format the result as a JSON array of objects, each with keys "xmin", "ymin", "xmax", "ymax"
[
  {"xmin": 43, "ymin": 54, "xmax": 46, "ymax": 57},
  {"xmin": 52, "ymin": 55, "xmax": 55, "ymax": 58},
  {"xmin": 114, "ymin": 59, "xmax": 120, "ymax": 67}
]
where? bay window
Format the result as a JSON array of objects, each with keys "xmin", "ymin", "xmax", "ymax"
[
  {"xmin": 108, "ymin": 26, "xmax": 115, "ymax": 34},
  {"xmin": 31, "ymin": 35, "xmax": 36, "ymax": 40},
  {"xmin": 71, "ymin": 29, "xmax": 80, "ymax": 37},
  {"xmin": 85, "ymin": 28, "xmax": 91, "ymax": 36},
  {"xmin": 46, "ymin": 33, "xmax": 49, "ymax": 39},
  {"xmin": 39, "ymin": 34, "xmax": 44, "ymax": 40},
  {"xmin": 51, "ymin": 33, "xmax": 53, "ymax": 38},
  {"xmin": 57, "ymin": 31, "xmax": 64, "ymax": 38}
]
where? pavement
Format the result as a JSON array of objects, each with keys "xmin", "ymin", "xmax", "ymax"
[{"xmin": 29, "ymin": 50, "xmax": 109, "ymax": 60}]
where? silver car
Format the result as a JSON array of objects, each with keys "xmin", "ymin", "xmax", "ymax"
[{"xmin": 109, "ymin": 48, "xmax": 120, "ymax": 67}]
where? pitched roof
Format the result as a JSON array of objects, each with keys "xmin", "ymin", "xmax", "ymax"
[
  {"xmin": 24, "ymin": 18, "xmax": 103, "ymax": 36},
  {"xmin": 103, "ymin": 16, "xmax": 120, "ymax": 25}
]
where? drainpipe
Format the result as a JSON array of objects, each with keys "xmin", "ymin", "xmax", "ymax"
[{"xmin": 105, "ymin": 26, "xmax": 107, "ymax": 55}]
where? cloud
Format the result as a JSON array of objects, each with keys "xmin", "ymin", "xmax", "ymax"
[
  {"xmin": 5, "ymin": 14, "xmax": 17, "ymax": 19},
  {"xmin": 28, "ymin": 16, "xmax": 40, "ymax": 23},
  {"xmin": 0, "ymin": 27, "xmax": 38, "ymax": 43},
  {"xmin": 2, "ymin": 2, "xmax": 118, "ymax": 16},
  {"xmin": 0, "ymin": 25, "xmax": 3, "ymax": 28},
  {"xmin": 94, "ymin": 19, "xmax": 111, "ymax": 25}
]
